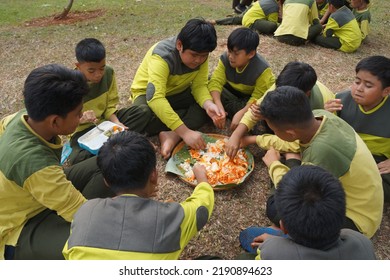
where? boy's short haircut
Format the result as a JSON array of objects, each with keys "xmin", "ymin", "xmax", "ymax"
[
  {"xmin": 356, "ymin": 55, "xmax": 390, "ymax": 89},
  {"xmin": 23, "ymin": 63, "xmax": 88, "ymax": 121},
  {"xmin": 227, "ymin": 27, "xmax": 259, "ymax": 53},
  {"xmin": 329, "ymin": 0, "xmax": 345, "ymax": 9},
  {"xmin": 97, "ymin": 131, "xmax": 156, "ymax": 193},
  {"xmin": 260, "ymin": 86, "xmax": 314, "ymax": 127},
  {"xmin": 275, "ymin": 165, "xmax": 346, "ymax": 249},
  {"xmin": 75, "ymin": 38, "xmax": 106, "ymax": 63},
  {"xmin": 276, "ymin": 61, "xmax": 317, "ymax": 93},
  {"xmin": 177, "ymin": 18, "xmax": 217, "ymax": 53}
]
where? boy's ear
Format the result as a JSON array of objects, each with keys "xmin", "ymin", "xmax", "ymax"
[
  {"xmin": 248, "ymin": 50, "xmax": 256, "ymax": 59},
  {"xmin": 279, "ymin": 220, "xmax": 288, "ymax": 234},
  {"xmin": 75, "ymin": 62, "xmax": 80, "ymax": 69},
  {"xmin": 285, "ymin": 128, "xmax": 297, "ymax": 139},
  {"xmin": 382, "ymin": 86, "xmax": 390, "ymax": 97},
  {"xmin": 176, "ymin": 39, "xmax": 183, "ymax": 52},
  {"xmin": 150, "ymin": 168, "xmax": 158, "ymax": 185}
]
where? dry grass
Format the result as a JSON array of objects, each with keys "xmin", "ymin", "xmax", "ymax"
[{"xmin": 0, "ymin": 0, "xmax": 389, "ymax": 260}]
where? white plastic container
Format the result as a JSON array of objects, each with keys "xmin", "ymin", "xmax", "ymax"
[{"xmin": 78, "ymin": 121, "xmax": 124, "ymax": 155}]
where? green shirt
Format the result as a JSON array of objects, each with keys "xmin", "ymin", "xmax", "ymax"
[{"xmin": 0, "ymin": 111, "xmax": 86, "ymax": 259}]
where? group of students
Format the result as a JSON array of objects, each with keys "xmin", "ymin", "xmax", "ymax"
[
  {"xmin": 0, "ymin": 15, "xmax": 389, "ymax": 260},
  {"xmin": 212, "ymin": 0, "xmax": 371, "ymax": 53}
]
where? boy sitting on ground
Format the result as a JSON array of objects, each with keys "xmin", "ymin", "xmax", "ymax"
[
  {"xmin": 242, "ymin": 165, "xmax": 376, "ymax": 260},
  {"xmin": 130, "ymin": 18, "xmax": 224, "ymax": 160},
  {"xmin": 350, "ymin": 0, "xmax": 371, "ymax": 41},
  {"xmin": 226, "ymin": 61, "xmax": 334, "ymax": 158},
  {"xmin": 255, "ymin": 86, "xmax": 383, "ymax": 239},
  {"xmin": 0, "ymin": 64, "xmax": 112, "ymax": 260},
  {"xmin": 325, "ymin": 55, "xmax": 390, "ymax": 202},
  {"xmin": 63, "ymin": 131, "xmax": 215, "ymax": 260},
  {"xmin": 68, "ymin": 38, "xmax": 150, "ymax": 164},
  {"xmin": 314, "ymin": 0, "xmax": 362, "ymax": 52},
  {"xmin": 208, "ymin": 27, "xmax": 275, "ymax": 131}
]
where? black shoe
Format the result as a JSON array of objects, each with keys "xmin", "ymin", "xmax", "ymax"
[{"xmin": 234, "ymin": 4, "xmax": 247, "ymax": 14}]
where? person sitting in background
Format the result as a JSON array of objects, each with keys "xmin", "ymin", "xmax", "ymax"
[
  {"xmin": 240, "ymin": 165, "xmax": 376, "ymax": 260},
  {"xmin": 63, "ymin": 131, "xmax": 215, "ymax": 260},
  {"xmin": 274, "ymin": 0, "xmax": 322, "ymax": 46},
  {"xmin": 211, "ymin": 0, "xmax": 281, "ymax": 35},
  {"xmin": 350, "ymin": 0, "xmax": 371, "ymax": 41},
  {"xmin": 316, "ymin": 0, "xmax": 330, "ymax": 24},
  {"xmin": 325, "ymin": 55, "xmax": 390, "ymax": 202},
  {"xmin": 208, "ymin": 27, "xmax": 275, "ymax": 131},
  {"xmin": 314, "ymin": 0, "xmax": 362, "ymax": 53}
]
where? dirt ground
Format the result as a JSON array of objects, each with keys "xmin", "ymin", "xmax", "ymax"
[{"xmin": 1, "ymin": 8, "xmax": 389, "ymax": 260}]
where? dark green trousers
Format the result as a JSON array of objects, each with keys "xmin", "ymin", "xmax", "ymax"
[
  {"xmin": 314, "ymin": 35, "xmax": 342, "ymax": 50},
  {"xmin": 374, "ymin": 155, "xmax": 390, "ymax": 203},
  {"xmin": 132, "ymin": 88, "xmax": 208, "ymax": 136},
  {"xmin": 68, "ymin": 104, "xmax": 151, "ymax": 165},
  {"xmin": 276, "ymin": 22, "xmax": 323, "ymax": 46},
  {"xmin": 250, "ymin": 19, "xmax": 278, "ymax": 35},
  {"xmin": 13, "ymin": 156, "xmax": 114, "ymax": 260},
  {"xmin": 220, "ymin": 85, "xmax": 250, "ymax": 119}
]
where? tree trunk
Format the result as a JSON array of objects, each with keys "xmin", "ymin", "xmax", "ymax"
[{"xmin": 54, "ymin": 0, "xmax": 74, "ymax": 20}]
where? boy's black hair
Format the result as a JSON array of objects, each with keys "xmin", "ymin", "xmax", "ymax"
[
  {"xmin": 356, "ymin": 55, "xmax": 390, "ymax": 89},
  {"xmin": 75, "ymin": 38, "xmax": 106, "ymax": 63},
  {"xmin": 260, "ymin": 86, "xmax": 313, "ymax": 128},
  {"xmin": 275, "ymin": 165, "xmax": 346, "ymax": 249},
  {"xmin": 329, "ymin": 0, "xmax": 345, "ymax": 9},
  {"xmin": 177, "ymin": 18, "xmax": 217, "ymax": 53},
  {"xmin": 227, "ymin": 27, "xmax": 259, "ymax": 54},
  {"xmin": 276, "ymin": 61, "xmax": 317, "ymax": 93},
  {"xmin": 23, "ymin": 64, "xmax": 88, "ymax": 121},
  {"xmin": 97, "ymin": 131, "xmax": 156, "ymax": 193}
]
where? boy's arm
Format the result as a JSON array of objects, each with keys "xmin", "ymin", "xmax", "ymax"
[
  {"xmin": 191, "ymin": 58, "xmax": 214, "ymax": 108},
  {"xmin": 360, "ymin": 19, "xmax": 370, "ymax": 40},
  {"xmin": 25, "ymin": 166, "xmax": 86, "ymax": 222},
  {"xmin": 309, "ymin": 1, "xmax": 320, "ymax": 24},
  {"xmin": 256, "ymin": 134, "xmax": 300, "ymax": 153},
  {"xmin": 323, "ymin": 17, "xmax": 339, "ymax": 38},
  {"xmin": 247, "ymin": 68, "xmax": 275, "ymax": 105},
  {"xmin": 146, "ymin": 55, "xmax": 185, "ymax": 131},
  {"xmin": 103, "ymin": 69, "xmax": 120, "ymax": 120}
]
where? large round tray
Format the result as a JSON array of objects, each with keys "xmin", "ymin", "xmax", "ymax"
[{"xmin": 167, "ymin": 134, "xmax": 254, "ymax": 191}]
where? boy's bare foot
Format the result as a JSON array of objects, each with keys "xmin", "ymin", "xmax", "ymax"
[{"xmin": 159, "ymin": 131, "xmax": 181, "ymax": 160}]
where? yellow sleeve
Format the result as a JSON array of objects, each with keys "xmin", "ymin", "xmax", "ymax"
[
  {"xmin": 103, "ymin": 71, "xmax": 120, "ymax": 120},
  {"xmin": 316, "ymin": 81, "xmax": 335, "ymax": 104},
  {"xmin": 268, "ymin": 160, "xmax": 290, "ymax": 186},
  {"xmin": 190, "ymin": 59, "xmax": 213, "ymax": 107},
  {"xmin": 208, "ymin": 59, "xmax": 227, "ymax": 93},
  {"xmin": 147, "ymin": 55, "xmax": 184, "ymax": 130},
  {"xmin": 309, "ymin": 1, "xmax": 319, "ymax": 23},
  {"xmin": 360, "ymin": 19, "xmax": 369, "ymax": 40},
  {"xmin": 25, "ymin": 166, "xmax": 87, "ymax": 222},
  {"xmin": 268, "ymin": 12, "xmax": 279, "ymax": 24},
  {"xmin": 255, "ymin": 134, "xmax": 300, "ymax": 153},
  {"xmin": 323, "ymin": 17, "xmax": 339, "ymax": 37},
  {"xmin": 247, "ymin": 68, "xmax": 275, "ymax": 105}
]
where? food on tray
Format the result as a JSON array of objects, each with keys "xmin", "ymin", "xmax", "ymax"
[
  {"xmin": 178, "ymin": 138, "xmax": 250, "ymax": 186},
  {"xmin": 103, "ymin": 125, "xmax": 123, "ymax": 137}
]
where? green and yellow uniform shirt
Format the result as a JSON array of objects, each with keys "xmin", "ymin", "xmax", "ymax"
[
  {"xmin": 353, "ymin": 8, "xmax": 371, "ymax": 40},
  {"xmin": 208, "ymin": 52, "xmax": 275, "ymax": 105},
  {"xmin": 274, "ymin": 0, "xmax": 319, "ymax": 40},
  {"xmin": 130, "ymin": 36, "xmax": 212, "ymax": 131},
  {"xmin": 337, "ymin": 91, "xmax": 390, "ymax": 159},
  {"xmin": 242, "ymin": 0, "xmax": 279, "ymax": 27},
  {"xmin": 0, "ymin": 111, "xmax": 86, "ymax": 259},
  {"xmin": 63, "ymin": 182, "xmax": 214, "ymax": 260},
  {"xmin": 76, "ymin": 65, "xmax": 119, "ymax": 133},
  {"xmin": 240, "ymin": 81, "xmax": 334, "ymax": 131},
  {"xmin": 257, "ymin": 229, "xmax": 376, "ymax": 260},
  {"xmin": 323, "ymin": 5, "xmax": 362, "ymax": 52},
  {"xmin": 267, "ymin": 110, "xmax": 383, "ymax": 238}
]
